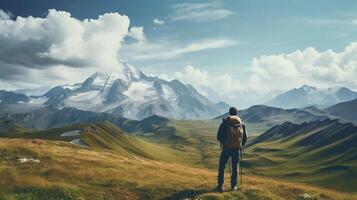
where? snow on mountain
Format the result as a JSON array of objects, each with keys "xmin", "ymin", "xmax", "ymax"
[
  {"xmin": 18, "ymin": 63, "xmax": 229, "ymax": 120},
  {"xmin": 267, "ymin": 85, "xmax": 357, "ymax": 109}
]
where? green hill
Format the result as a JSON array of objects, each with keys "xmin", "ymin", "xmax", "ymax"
[
  {"xmin": 0, "ymin": 117, "xmax": 31, "ymax": 135},
  {"xmin": 245, "ymin": 119, "xmax": 357, "ymax": 192},
  {"xmin": 1, "ymin": 121, "xmax": 186, "ymax": 163},
  {"xmin": 1, "ymin": 115, "xmax": 356, "ymax": 198},
  {"xmin": 0, "ymin": 138, "xmax": 355, "ymax": 200}
]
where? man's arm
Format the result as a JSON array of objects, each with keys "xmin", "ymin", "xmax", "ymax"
[
  {"xmin": 217, "ymin": 119, "xmax": 225, "ymax": 142},
  {"xmin": 242, "ymin": 123, "xmax": 248, "ymax": 146}
]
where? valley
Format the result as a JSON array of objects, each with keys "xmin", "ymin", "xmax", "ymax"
[
  {"xmin": 0, "ymin": 137, "xmax": 355, "ymax": 200},
  {"xmin": 1, "ymin": 111, "xmax": 357, "ymax": 199},
  {"xmin": 1, "ymin": 71, "xmax": 357, "ymax": 200}
]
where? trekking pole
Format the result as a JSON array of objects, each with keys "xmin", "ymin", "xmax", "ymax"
[
  {"xmin": 240, "ymin": 148, "xmax": 243, "ymax": 186},
  {"xmin": 228, "ymin": 157, "xmax": 232, "ymax": 178}
]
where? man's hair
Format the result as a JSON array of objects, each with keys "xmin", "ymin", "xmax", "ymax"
[{"xmin": 229, "ymin": 107, "xmax": 238, "ymax": 115}]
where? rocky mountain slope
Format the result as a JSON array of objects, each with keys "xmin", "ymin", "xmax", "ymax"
[{"xmin": 1, "ymin": 63, "xmax": 228, "ymax": 120}]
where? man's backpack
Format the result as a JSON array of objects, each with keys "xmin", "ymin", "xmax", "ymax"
[{"xmin": 224, "ymin": 116, "xmax": 243, "ymax": 149}]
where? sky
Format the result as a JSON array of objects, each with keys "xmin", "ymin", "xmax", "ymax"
[{"xmin": 0, "ymin": 0, "xmax": 357, "ymax": 107}]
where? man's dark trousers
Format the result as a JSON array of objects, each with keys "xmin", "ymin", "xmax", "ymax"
[{"xmin": 217, "ymin": 146, "xmax": 239, "ymax": 189}]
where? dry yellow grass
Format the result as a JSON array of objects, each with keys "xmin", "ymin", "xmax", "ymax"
[{"xmin": 0, "ymin": 138, "xmax": 356, "ymax": 200}]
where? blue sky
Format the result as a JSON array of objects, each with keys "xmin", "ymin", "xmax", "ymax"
[
  {"xmin": 0, "ymin": 0, "xmax": 357, "ymax": 106},
  {"xmin": 2, "ymin": 0, "xmax": 357, "ymax": 72}
]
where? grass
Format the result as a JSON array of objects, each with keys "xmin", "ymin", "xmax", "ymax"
[
  {"xmin": 244, "ymin": 132, "xmax": 357, "ymax": 192},
  {"xmin": 126, "ymin": 117, "xmax": 357, "ymax": 193},
  {"xmin": 1, "ymin": 119, "xmax": 356, "ymax": 199},
  {"xmin": 3, "ymin": 121, "xmax": 192, "ymax": 164},
  {"xmin": 0, "ymin": 138, "xmax": 355, "ymax": 200}
]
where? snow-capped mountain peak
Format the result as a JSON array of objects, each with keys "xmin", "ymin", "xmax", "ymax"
[
  {"xmin": 121, "ymin": 62, "xmax": 142, "ymax": 82},
  {"xmin": 25, "ymin": 63, "xmax": 229, "ymax": 120},
  {"xmin": 300, "ymin": 84, "xmax": 317, "ymax": 93}
]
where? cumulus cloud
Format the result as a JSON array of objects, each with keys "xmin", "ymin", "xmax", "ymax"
[
  {"xmin": 153, "ymin": 18, "xmax": 165, "ymax": 25},
  {"xmin": 0, "ymin": 9, "xmax": 130, "ymax": 87},
  {"xmin": 174, "ymin": 43, "xmax": 357, "ymax": 107},
  {"xmin": 174, "ymin": 65, "xmax": 242, "ymax": 103},
  {"xmin": 127, "ymin": 26, "xmax": 146, "ymax": 43},
  {"xmin": 249, "ymin": 44, "xmax": 357, "ymax": 92},
  {"xmin": 171, "ymin": 1, "xmax": 233, "ymax": 22},
  {"xmin": 0, "ymin": 9, "xmax": 12, "ymax": 20}
]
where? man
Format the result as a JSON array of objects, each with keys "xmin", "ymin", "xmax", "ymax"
[{"xmin": 216, "ymin": 107, "xmax": 248, "ymax": 192}]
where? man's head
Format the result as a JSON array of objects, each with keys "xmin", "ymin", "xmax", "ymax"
[{"xmin": 229, "ymin": 107, "xmax": 238, "ymax": 116}]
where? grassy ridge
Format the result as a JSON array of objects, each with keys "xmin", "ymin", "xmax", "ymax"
[
  {"xmin": 1, "ymin": 118, "xmax": 356, "ymax": 197},
  {"xmin": 244, "ymin": 120, "xmax": 357, "ymax": 192},
  {"xmin": 3, "ymin": 121, "xmax": 191, "ymax": 164},
  {"xmin": 0, "ymin": 138, "xmax": 355, "ymax": 200},
  {"xmin": 122, "ymin": 117, "xmax": 357, "ymax": 193}
]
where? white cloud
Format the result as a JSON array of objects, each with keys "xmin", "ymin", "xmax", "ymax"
[
  {"xmin": 153, "ymin": 18, "xmax": 165, "ymax": 25},
  {"xmin": 0, "ymin": 9, "xmax": 12, "ymax": 20},
  {"xmin": 249, "ymin": 44, "xmax": 357, "ymax": 92},
  {"xmin": 122, "ymin": 38, "xmax": 237, "ymax": 60},
  {"xmin": 352, "ymin": 19, "xmax": 357, "ymax": 25},
  {"xmin": 173, "ymin": 65, "xmax": 242, "ymax": 103},
  {"xmin": 171, "ymin": 1, "xmax": 233, "ymax": 22},
  {"xmin": 173, "ymin": 43, "xmax": 357, "ymax": 107},
  {"xmin": 0, "ymin": 9, "xmax": 131, "ymax": 88},
  {"xmin": 127, "ymin": 26, "xmax": 146, "ymax": 43}
]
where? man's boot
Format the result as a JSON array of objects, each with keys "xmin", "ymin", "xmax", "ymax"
[{"xmin": 216, "ymin": 186, "xmax": 223, "ymax": 193}]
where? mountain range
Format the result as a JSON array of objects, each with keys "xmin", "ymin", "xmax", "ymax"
[
  {"xmin": 0, "ymin": 63, "xmax": 229, "ymax": 120},
  {"xmin": 267, "ymin": 85, "xmax": 357, "ymax": 109}
]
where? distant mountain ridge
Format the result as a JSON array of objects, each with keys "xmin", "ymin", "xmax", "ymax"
[
  {"xmin": 215, "ymin": 104, "xmax": 328, "ymax": 134},
  {"xmin": 267, "ymin": 85, "xmax": 357, "ymax": 109},
  {"xmin": 1, "ymin": 63, "xmax": 229, "ymax": 120},
  {"xmin": 238, "ymin": 104, "xmax": 326, "ymax": 123},
  {"xmin": 325, "ymin": 99, "xmax": 357, "ymax": 123},
  {"xmin": 0, "ymin": 90, "xmax": 30, "ymax": 104}
]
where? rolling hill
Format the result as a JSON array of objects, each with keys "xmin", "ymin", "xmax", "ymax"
[
  {"xmin": 0, "ymin": 137, "xmax": 355, "ymax": 200},
  {"xmin": 0, "ymin": 117, "xmax": 31, "ymax": 135},
  {"xmin": 245, "ymin": 118, "xmax": 357, "ymax": 192},
  {"xmin": 1, "ymin": 115, "xmax": 357, "ymax": 198},
  {"xmin": 1, "ymin": 121, "xmax": 186, "ymax": 163}
]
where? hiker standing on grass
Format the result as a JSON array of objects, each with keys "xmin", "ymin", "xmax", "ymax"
[{"xmin": 216, "ymin": 107, "xmax": 248, "ymax": 192}]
